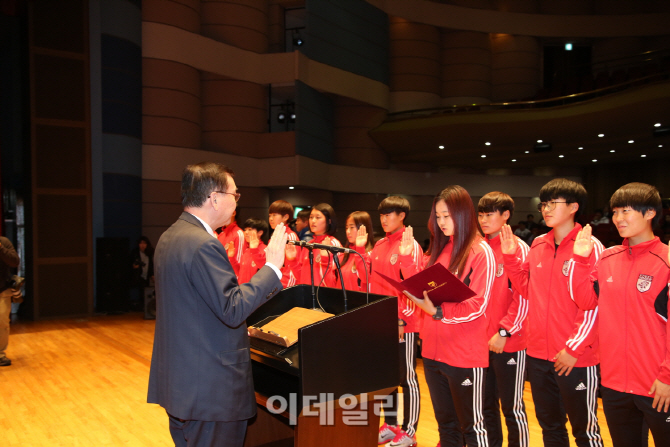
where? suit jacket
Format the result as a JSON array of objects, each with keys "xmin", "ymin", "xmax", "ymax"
[{"xmin": 147, "ymin": 212, "xmax": 282, "ymax": 421}]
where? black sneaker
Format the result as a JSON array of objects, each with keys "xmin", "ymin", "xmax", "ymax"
[{"xmin": 0, "ymin": 357, "xmax": 11, "ymax": 366}]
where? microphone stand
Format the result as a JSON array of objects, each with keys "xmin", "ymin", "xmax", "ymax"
[
  {"xmin": 332, "ymin": 252, "xmax": 348, "ymax": 312},
  {"xmin": 307, "ymin": 246, "xmax": 318, "ymax": 310}
]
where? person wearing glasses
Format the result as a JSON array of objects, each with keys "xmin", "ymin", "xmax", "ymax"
[
  {"xmin": 499, "ymin": 178, "xmax": 605, "ymax": 447},
  {"xmin": 148, "ymin": 162, "xmax": 287, "ymax": 447}
]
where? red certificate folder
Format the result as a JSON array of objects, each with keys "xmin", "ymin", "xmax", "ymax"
[{"xmin": 376, "ymin": 263, "xmax": 476, "ymax": 305}]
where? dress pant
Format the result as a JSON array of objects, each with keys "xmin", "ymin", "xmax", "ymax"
[
  {"xmin": 484, "ymin": 350, "xmax": 530, "ymax": 447},
  {"xmin": 168, "ymin": 413, "xmax": 247, "ymax": 447},
  {"xmin": 527, "ymin": 356, "xmax": 603, "ymax": 447},
  {"xmin": 423, "ymin": 358, "xmax": 486, "ymax": 447},
  {"xmin": 601, "ymin": 386, "xmax": 670, "ymax": 447},
  {"xmin": 0, "ymin": 288, "xmax": 12, "ymax": 360},
  {"xmin": 384, "ymin": 331, "xmax": 421, "ymax": 436}
]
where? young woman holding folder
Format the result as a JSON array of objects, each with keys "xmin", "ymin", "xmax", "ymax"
[{"xmin": 403, "ymin": 185, "xmax": 495, "ymax": 447}]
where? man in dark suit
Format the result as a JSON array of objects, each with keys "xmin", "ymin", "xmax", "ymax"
[{"xmin": 148, "ymin": 162, "xmax": 287, "ymax": 446}]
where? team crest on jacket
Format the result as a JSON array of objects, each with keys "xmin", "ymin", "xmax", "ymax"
[
  {"xmin": 390, "ymin": 253, "xmax": 398, "ymax": 265},
  {"xmin": 496, "ymin": 263, "xmax": 504, "ymax": 277},
  {"xmin": 562, "ymin": 260, "xmax": 570, "ymax": 276},
  {"xmin": 637, "ymin": 274, "xmax": 653, "ymax": 292}
]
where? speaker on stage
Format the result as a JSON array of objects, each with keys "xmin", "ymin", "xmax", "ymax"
[
  {"xmin": 144, "ymin": 286, "xmax": 156, "ymax": 320},
  {"xmin": 96, "ymin": 237, "xmax": 130, "ymax": 313}
]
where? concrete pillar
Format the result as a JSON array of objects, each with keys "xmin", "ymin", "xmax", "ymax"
[
  {"xmin": 333, "ymin": 96, "xmax": 389, "ymax": 169},
  {"xmin": 491, "ymin": 34, "xmax": 541, "ymax": 102},
  {"xmin": 388, "ymin": 16, "xmax": 441, "ymax": 111},
  {"xmin": 441, "ymin": 30, "xmax": 492, "ymax": 105}
]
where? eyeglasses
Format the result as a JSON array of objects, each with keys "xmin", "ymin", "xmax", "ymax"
[
  {"xmin": 537, "ymin": 201, "xmax": 568, "ymax": 212},
  {"xmin": 209, "ymin": 191, "xmax": 241, "ymax": 202}
]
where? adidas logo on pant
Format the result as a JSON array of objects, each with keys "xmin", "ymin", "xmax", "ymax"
[
  {"xmin": 507, "ymin": 358, "xmax": 517, "ymax": 365},
  {"xmin": 666, "ymin": 416, "xmax": 670, "ymax": 423},
  {"xmin": 461, "ymin": 378, "xmax": 473, "ymax": 386},
  {"xmin": 575, "ymin": 382, "xmax": 587, "ymax": 391}
]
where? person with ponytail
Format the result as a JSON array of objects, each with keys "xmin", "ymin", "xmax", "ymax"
[
  {"xmin": 338, "ymin": 211, "xmax": 375, "ymax": 292},
  {"xmin": 404, "ymin": 185, "xmax": 495, "ymax": 447}
]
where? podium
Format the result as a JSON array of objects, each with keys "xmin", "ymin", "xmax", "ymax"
[{"xmin": 245, "ymin": 285, "xmax": 399, "ymax": 447}]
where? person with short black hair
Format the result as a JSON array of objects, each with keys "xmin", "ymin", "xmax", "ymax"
[
  {"xmin": 269, "ymin": 200, "xmax": 300, "ymax": 287},
  {"xmin": 295, "ymin": 208, "xmax": 313, "ymax": 242},
  {"xmin": 363, "ymin": 196, "xmax": 424, "ymax": 447},
  {"xmin": 478, "ymin": 192, "xmax": 531, "ymax": 447},
  {"xmin": 500, "ymin": 178, "xmax": 604, "ymax": 447},
  {"xmin": 569, "ymin": 182, "xmax": 670, "ymax": 446},
  {"xmin": 238, "ymin": 218, "xmax": 269, "ymax": 284},
  {"xmin": 148, "ymin": 162, "xmax": 287, "ymax": 447}
]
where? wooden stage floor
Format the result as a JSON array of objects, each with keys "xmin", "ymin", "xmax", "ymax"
[{"xmin": 0, "ymin": 313, "xmax": 647, "ymax": 446}]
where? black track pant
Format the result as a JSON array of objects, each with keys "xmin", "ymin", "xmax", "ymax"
[
  {"xmin": 384, "ymin": 332, "xmax": 421, "ymax": 436},
  {"xmin": 527, "ymin": 356, "xmax": 603, "ymax": 447},
  {"xmin": 423, "ymin": 358, "xmax": 487, "ymax": 447},
  {"xmin": 601, "ymin": 386, "xmax": 670, "ymax": 447},
  {"xmin": 484, "ymin": 350, "xmax": 530, "ymax": 447}
]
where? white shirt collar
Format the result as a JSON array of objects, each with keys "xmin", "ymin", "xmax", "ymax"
[{"xmin": 188, "ymin": 213, "xmax": 217, "ymax": 238}]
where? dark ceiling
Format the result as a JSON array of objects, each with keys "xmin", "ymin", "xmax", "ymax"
[{"xmin": 370, "ymin": 81, "xmax": 670, "ymax": 172}]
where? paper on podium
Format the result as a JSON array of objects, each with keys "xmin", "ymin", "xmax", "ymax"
[
  {"xmin": 376, "ymin": 263, "xmax": 476, "ymax": 305},
  {"xmin": 248, "ymin": 307, "xmax": 334, "ymax": 347}
]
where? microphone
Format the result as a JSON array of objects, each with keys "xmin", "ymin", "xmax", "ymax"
[{"xmin": 286, "ymin": 239, "xmax": 357, "ymax": 254}]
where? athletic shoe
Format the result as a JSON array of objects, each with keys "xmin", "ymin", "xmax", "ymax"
[
  {"xmin": 378, "ymin": 423, "xmax": 399, "ymax": 444},
  {"xmin": 388, "ymin": 429, "xmax": 417, "ymax": 447},
  {"xmin": 0, "ymin": 357, "xmax": 11, "ymax": 366}
]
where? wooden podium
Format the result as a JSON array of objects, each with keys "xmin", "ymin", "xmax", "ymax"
[{"xmin": 244, "ymin": 285, "xmax": 399, "ymax": 447}]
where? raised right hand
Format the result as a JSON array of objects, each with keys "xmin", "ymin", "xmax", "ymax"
[
  {"xmin": 500, "ymin": 225, "xmax": 518, "ymax": 255},
  {"xmin": 573, "ymin": 224, "xmax": 594, "ymax": 258},
  {"xmin": 265, "ymin": 223, "xmax": 288, "ymax": 268},
  {"xmin": 356, "ymin": 225, "xmax": 368, "ymax": 248},
  {"xmin": 398, "ymin": 226, "xmax": 415, "ymax": 256}
]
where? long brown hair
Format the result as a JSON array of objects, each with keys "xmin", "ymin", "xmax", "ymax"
[
  {"xmin": 426, "ymin": 185, "xmax": 480, "ymax": 276},
  {"xmin": 342, "ymin": 211, "xmax": 375, "ymax": 266}
]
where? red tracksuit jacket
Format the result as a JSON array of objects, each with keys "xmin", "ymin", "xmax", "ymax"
[
  {"xmin": 503, "ymin": 223, "xmax": 604, "ymax": 367},
  {"xmin": 281, "ymin": 228, "xmax": 300, "ymax": 288},
  {"xmin": 336, "ymin": 246, "xmax": 370, "ymax": 292},
  {"xmin": 485, "ymin": 234, "xmax": 530, "ymax": 353},
  {"xmin": 238, "ymin": 241, "xmax": 266, "ymax": 284},
  {"xmin": 367, "ymin": 228, "xmax": 424, "ymax": 333},
  {"xmin": 297, "ymin": 234, "xmax": 342, "ymax": 287},
  {"xmin": 568, "ymin": 237, "xmax": 670, "ymax": 396},
  {"xmin": 416, "ymin": 235, "xmax": 496, "ymax": 368},
  {"xmin": 218, "ymin": 222, "xmax": 244, "ymax": 277}
]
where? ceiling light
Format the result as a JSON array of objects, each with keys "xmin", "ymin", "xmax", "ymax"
[
  {"xmin": 659, "ymin": 144, "xmax": 664, "ymax": 148},
  {"xmin": 439, "ymin": 145, "xmax": 444, "ymax": 149},
  {"xmin": 485, "ymin": 142, "xmax": 491, "ymax": 146},
  {"xmin": 559, "ymin": 155, "xmax": 564, "ymax": 158},
  {"xmin": 655, "ymin": 123, "xmax": 661, "ymax": 127},
  {"xmin": 578, "ymin": 147, "xmax": 584, "ymax": 150},
  {"xmin": 481, "ymin": 155, "xmax": 486, "ymax": 158},
  {"xmin": 598, "ymin": 134, "xmax": 604, "ymax": 137},
  {"xmin": 524, "ymin": 150, "xmax": 529, "ymax": 154},
  {"xmin": 511, "ymin": 159, "xmax": 516, "ymax": 162},
  {"xmin": 592, "ymin": 159, "xmax": 597, "ymax": 162},
  {"xmin": 289, "ymin": 186, "xmax": 294, "ymax": 190},
  {"xmin": 641, "ymin": 155, "xmax": 647, "ymax": 158},
  {"xmin": 565, "ymin": 43, "xmax": 573, "ymax": 51},
  {"xmin": 537, "ymin": 139, "xmax": 543, "ymax": 143},
  {"xmin": 610, "ymin": 150, "xmax": 615, "ymax": 153},
  {"xmin": 628, "ymin": 140, "xmax": 634, "ymax": 143}
]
